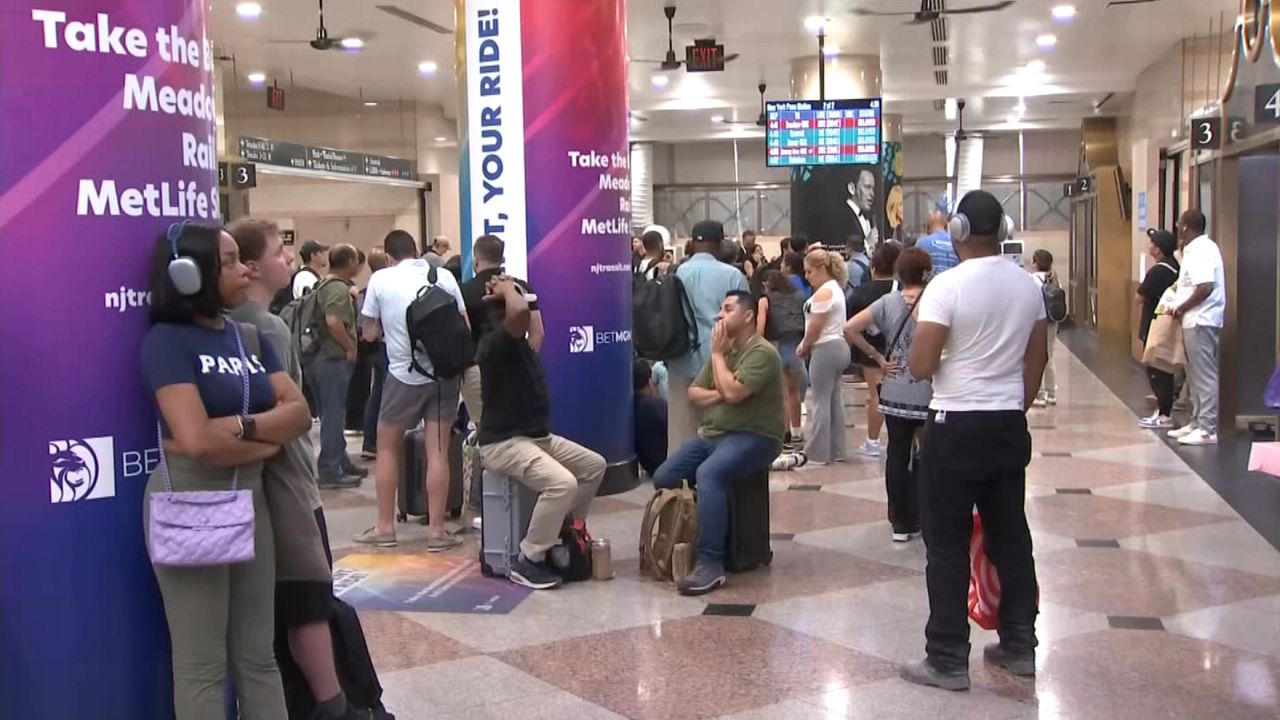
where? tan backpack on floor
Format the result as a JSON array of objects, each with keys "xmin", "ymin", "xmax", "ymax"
[{"xmin": 639, "ymin": 481, "xmax": 698, "ymax": 581}]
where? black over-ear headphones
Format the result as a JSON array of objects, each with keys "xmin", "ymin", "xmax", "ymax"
[{"xmin": 166, "ymin": 221, "xmax": 203, "ymax": 296}]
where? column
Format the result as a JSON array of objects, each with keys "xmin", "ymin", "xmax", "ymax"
[
  {"xmin": 458, "ymin": 0, "xmax": 637, "ymax": 493},
  {"xmin": 788, "ymin": 54, "xmax": 886, "ymax": 249},
  {"xmin": 0, "ymin": 2, "xmax": 218, "ymax": 718}
]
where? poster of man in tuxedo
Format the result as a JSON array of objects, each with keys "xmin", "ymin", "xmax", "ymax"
[{"xmin": 790, "ymin": 164, "xmax": 884, "ymax": 254}]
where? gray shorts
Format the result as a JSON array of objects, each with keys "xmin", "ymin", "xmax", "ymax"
[{"xmin": 379, "ymin": 373, "xmax": 460, "ymax": 430}]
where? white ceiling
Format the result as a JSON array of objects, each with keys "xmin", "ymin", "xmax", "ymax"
[{"xmin": 210, "ymin": 0, "xmax": 1238, "ymax": 142}]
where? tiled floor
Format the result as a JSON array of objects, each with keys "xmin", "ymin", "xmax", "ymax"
[{"xmin": 324, "ymin": 344, "xmax": 1280, "ymax": 719}]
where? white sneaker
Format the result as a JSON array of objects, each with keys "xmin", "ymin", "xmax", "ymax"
[
  {"xmin": 857, "ymin": 439, "xmax": 881, "ymax": 458},
  {"xmin": 1178, "ymin": 429, "xmax": 1218, "ymax": 446},
  {"xmin": 1139, "ymin": 414, "xmax": 1174, "ymax": 429},
  {"xmin": 1046, "ymin": 395, "xmax": 1057, "ymax": 406},
  {"xmin": 892, "ymin": 531, "xmax": 918, "ymax": 543},
  {"xmin": 1032, "ymin": 396, "xmax": 1048, "ymax": 408},
  {"xmin": 1168, "ymin": 424, "xmax": 1199, "ymax": 439}
]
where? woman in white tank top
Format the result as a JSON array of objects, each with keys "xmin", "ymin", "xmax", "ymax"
[{"xmin": 798, "ymin": 250, "xmax": 851, "ymax": 464}]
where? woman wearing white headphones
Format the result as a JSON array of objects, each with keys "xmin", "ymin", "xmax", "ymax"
[{"xmin": 141, "ymin": 223, "xmax": 311, "ymax": 719}]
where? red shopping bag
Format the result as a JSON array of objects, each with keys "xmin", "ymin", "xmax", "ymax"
[
  {"xmin": 967, "ymin": 513, "xmax": 1002, "ymax": 630},
  {"xmin": 967, "ymin": 512, "xmax": 1039, "ymax": 630}
]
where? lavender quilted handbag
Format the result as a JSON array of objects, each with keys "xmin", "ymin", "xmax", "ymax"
[{"xmin": 148, "ymin": 322, "xmax": 256, "ymax": 567}]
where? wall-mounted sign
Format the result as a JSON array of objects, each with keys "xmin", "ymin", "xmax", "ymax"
[
  {"xmin": 1254, "ymin": 82, "xmax": 1280, "ymax": 126},
  {"xmin": 1191, "ymin": 117, "xmax": 1222, "ymax": 149},
  {"xmin": 280, "ymin": 229, "xmax": 296, "ymax": 246},
  {"xmin": 237, "ymin": 136, "xmax": 413, "ymax": 180},
  {"xmin": 217, "ymin": 161, "xmax": 229, "ymax": 188},
  {"xmin": 685, "ymin": 40, "xmax": 725, "ymax": 72},
  {"xmin": 1063, "ymin": 181, "xmax": 1076, "ymax": 198},
  {"xmin": 1137, "ymin": 191, "xmax": 1148, "ymax": 230},
  {"xmin": 231, "ymin": 162, "xmax": 257, "ymax": 189},
  {"xmin": 267, "ymin": 85, "xmax": 286, "ymax": 111}
]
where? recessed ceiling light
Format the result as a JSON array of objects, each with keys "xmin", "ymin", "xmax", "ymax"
[
  {"xmin": 651, "ymin": 74, "xmax": 670, "ymax": 88},
  {"xmin": 1007, "ymin": 115, "xmax": 1021, "ymax": 125},
  {"xmin": 236, "ymin": 2, "xmax": 262, "ymax": 19},
  {"xmin": 434, "ymin": 136, "xmax": 448, "ymax": 142},
  {"xmin": 364, "ymin": 101, "xmax": 377, "ymax": 107},
  {"xmin": 1036, "ymin": 33, "xmax": 1057, "ymax": 48},
  {"xmin": 1051, "ymin": 5, "xmax": 1076, "ymax": 20},
  {"xmin": 1026, "ymin": 60, "xmax": 1046, "ymax": 73},
  {"xmin": 418, "ymin": 61, "xmax": 438, "ymax": 75},
  {"xmin": 823, "ymin": 45, "xmax": 840, "ymax": 57},
  {"xmin": 710, "ymin": 115, "xmax": 725, "ymax": 123},
  {"xmin": 341, "ymin": 37, "xmax": 364, "ymax": 49},
  {"xmin": 1013, "ymin": 100, "xmax": 1028, "ymax": 115},
  {"xmin": 247, "ymin": 72, "xmax": 266, "ymax": 84},
  {"xmin": 944, "ymin": 98, "xmax": 958, "ymax": 121},
  {"xmin": 804, "ymin": 16, "xmax": 827, "ymax": 34}
]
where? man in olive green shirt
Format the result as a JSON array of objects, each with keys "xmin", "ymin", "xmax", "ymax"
[
  {"xmin": 307, "ymin": 244, "xmax": 366, "ymax": 485},
  {"xmin": 653, "ymin": 290, "xmax": 784, "ymax": 596}
]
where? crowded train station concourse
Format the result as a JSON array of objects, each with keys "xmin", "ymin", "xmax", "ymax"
[{"xmin": 3, "ymin": 0, "xmax": 1280, "ymax": 718}]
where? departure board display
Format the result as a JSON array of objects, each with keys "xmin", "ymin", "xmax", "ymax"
[{"xmin": 765, "ymin": 98, "xmax": 882, "ymax": 167}]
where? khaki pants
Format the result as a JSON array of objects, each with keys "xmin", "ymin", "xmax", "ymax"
[
  {"xmin": 480, "ymin": 434, "xmax": 606, "ymax": 561},
  {"xmin": 666, "ymin": 370, "xmax": 701, "ymax": 460},
  {"xmin": 461, "ymin": 365, "xmax": 484, "ymax": 428}
]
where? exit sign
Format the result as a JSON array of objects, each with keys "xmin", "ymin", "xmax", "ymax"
[
  {"xmin": 685, "ymin": 40, "xmax": 725, "ymax": 72},
  {"xmin": 267, "ymin": 85, "xmax": 286, "ymax": 111}
]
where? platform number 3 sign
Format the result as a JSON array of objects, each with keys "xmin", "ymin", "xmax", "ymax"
[{"xmin": 1191, "ymin": 117, "xmax": 1220, "ymax": 150}]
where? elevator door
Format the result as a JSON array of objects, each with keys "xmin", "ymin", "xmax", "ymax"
[{"xmin": 1069, "ymin": 195, "xmax": 1097, "ymax": 329}]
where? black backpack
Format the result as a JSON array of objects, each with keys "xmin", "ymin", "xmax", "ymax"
[
  {"xmin": 270, "ymin": 268, "xmax": 318, "ymax": 315},
  {"xmin": 549, "ymin": 517, "xmax": 593, "ymax": 583},
  {"xmin": 406, "ymin": 265, "xmax": 473, "ymax": 379},
  {"xmin": 1042, "ymin": 276, "xmax": 1068, "ymax": 324},
  {"xmin": 633, "ymin": 271, "xmax": 697, "ymax": 361}
]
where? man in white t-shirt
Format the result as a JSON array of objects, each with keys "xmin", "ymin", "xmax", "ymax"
[
  {"xmin": 291, "ymin": 240, "xmax": 329, "ymax": 299},
  {"xmin": 904, "ymin": 190, "xmax": 1048, "ymax": 691},
  {"xmin": 353, "ymin": 229, "xmax": 468, "ymax": 551},
  {"xmin": 1165, "ymin": 209, "xmax": 1225, "ymax": 446}
]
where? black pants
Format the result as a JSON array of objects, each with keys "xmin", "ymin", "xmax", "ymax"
[
  {"xmin": 1147, "ymin": 366, "xmax": 1175, "ymax": 417},
  {"xmin": 884, "ymin": 415, "xmax": 924, "ymax": 534},
  {"xmin": 919, "ymin": 410, "xmax": 1037, "ymax": 671}
]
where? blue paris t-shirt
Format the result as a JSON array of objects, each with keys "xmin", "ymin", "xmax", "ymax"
[{"xmin": 141, "ymin": 321, "xmax": 283, "ymax": 438}]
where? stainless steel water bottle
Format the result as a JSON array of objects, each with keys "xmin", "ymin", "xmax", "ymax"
[{"xmin": 591, "ymin": 538, "xmax": 614, "ymax": 580}]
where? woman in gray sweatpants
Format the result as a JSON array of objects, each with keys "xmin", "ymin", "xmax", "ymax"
[
  {"xmin": 141, "ymin": 225, "xmax": 313, "ymax": 719},
  {"xmin": 799, "ymin": 250, "xmax": 852, "ymax": 464}
]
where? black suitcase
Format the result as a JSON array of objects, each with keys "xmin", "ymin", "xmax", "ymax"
[
  {"xmin": 397, "ymin": 426, "xmax": 465, "ymax": 522},
  {"xmin": 725, "ymin": 468, "xmax": 773, "ymax": 572},
  {"xmin": 278, "ymin": 598, "xmax": 396, "ymax": 720}
]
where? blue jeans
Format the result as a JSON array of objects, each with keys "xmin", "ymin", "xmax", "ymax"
[
  {"xmin": 362, "ymin": 346, "xmax": 387, "ymax": 452},
  {"xmin": 652, "ymin": 432, "xmax": 778, "ymax": 565},
  {"xmin": 308, "ymin": 356, "xmax": 354, "ymax": 479}
]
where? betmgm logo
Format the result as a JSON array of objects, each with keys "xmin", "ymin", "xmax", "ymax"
[
  {"xmin": 568, "ymin": 325, "xmax": 631, "ymax": 354},
  {"xmin": 49, "ymin": 436, "xmax": 116, "ymax": 503}
]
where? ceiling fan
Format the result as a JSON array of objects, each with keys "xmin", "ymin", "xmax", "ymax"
[
  {"xmin": 851, "ymin": 0, "xmax": 1016, "ymax": 25},
  {"xmin": 935, "ymin": 100, "xmax": 996, "ymax": 142},
  {"xmin": 718, "ymin": 83, "xmax": 769, "ymax": 127},
  {"xmin": 631, "ymin": 2, "xmax": 740, "ymax": 70},
  {"xmin": 269, "ymin": 0, "xmax": 367, "ymax": 51}
]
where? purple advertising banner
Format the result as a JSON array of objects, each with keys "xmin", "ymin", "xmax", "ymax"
[
  {"xmin": 462, "ymin": 0, "xmax": 634, "ymax": 471},
  {"xmin": 0, "ymin": 1, "xmax": 217, "ymax": 716}
]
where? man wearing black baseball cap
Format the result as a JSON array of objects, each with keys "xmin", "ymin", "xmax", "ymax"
[
  {"xmin": 905, "ymin": 190, "xmax": 1048, "ymax": 690},
  {"xmin": 667, "ymin": 220, "xmax": 749, "ymax": 452},
  {"xmin": 292, "ymin": 240, "xmax": 330, "ymax": 299}
]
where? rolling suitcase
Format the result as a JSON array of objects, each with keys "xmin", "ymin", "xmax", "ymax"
[
  {"xmin": 478, "ymin": 469, "xmax": 539, "ymax": 577},
  {"xmin": 396, "ymin": 426, "xmax": 465, "ymax": 522},
  {"xmin": 725, "ymin": 467, "xmax": 773, "ymax": 572}
]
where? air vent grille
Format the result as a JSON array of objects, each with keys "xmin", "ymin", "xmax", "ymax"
[
  {"xmin": 934, "ymin": 69, "xmax": 949, "ymax": 86},
  {"xmin": 932, "ymin": 46, "xmax": 949, "ymax": 67},
  {"xmin": 933, "ymin": 99, "xmax": 946, "ymax": 112}
]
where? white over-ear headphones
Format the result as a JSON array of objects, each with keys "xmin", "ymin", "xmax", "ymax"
[
  {"xmin": 166, "ymin": 221, "xmax": 204, "ymax": 296},
  {"xmin": 949, "ymin": 212, "xmax": 1015, "ymax": 244}
]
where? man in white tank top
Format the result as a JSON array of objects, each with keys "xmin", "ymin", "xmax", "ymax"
[{"xmin": 903, "ymin": 190, "xmax": 1049, "ymax": 691}]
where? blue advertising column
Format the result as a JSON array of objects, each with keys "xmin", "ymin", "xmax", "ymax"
[
  {"xmin": 458, "ymin": 0, "xmax": 637, "ymax": 493},
  {"xmin": 0, "ymin": 1, "xmax": 218, "ymax": 716}
]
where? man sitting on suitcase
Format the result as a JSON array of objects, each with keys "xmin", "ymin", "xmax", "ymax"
[
  {"xmin": 477, "ymin": 274, "xmax": 607, "ymax": 589},
  {"xmin": 653, "ymin": 290, "xmax": 784, "ymax": 596}
]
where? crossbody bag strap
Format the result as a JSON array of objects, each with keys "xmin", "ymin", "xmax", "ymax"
[{"xmin": 884, "ymin": 295, "xmax": 919, "ymax": 360}]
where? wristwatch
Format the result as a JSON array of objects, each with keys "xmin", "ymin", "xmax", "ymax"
[{"xmin": 239, "ymin": 415, "xmax": 258, "ymax": 440}]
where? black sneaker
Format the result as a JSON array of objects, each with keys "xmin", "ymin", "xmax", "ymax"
[
  {"xmin": 318, "ymin": 474, "xmax": 361, "ymax": 490},
  {"xmin": 899, "ymin": 659, "xmax": 970, "ymax": 691},
  {"xmin": 508, "ymin": 554, "xmax": 563, "ymax": 590},
  {"xmin": 342, "ymin": 464, "xmax": 370, "ymax": 479}
]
